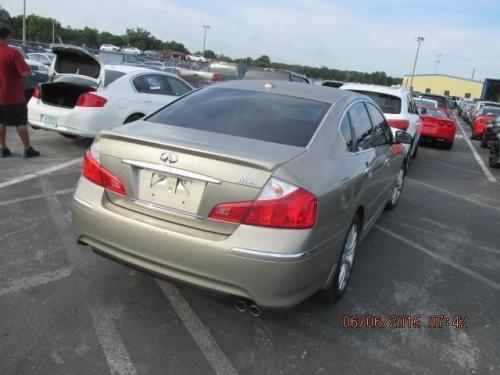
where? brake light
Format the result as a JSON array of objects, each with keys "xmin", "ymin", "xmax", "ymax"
[
  {"xmin": 82, "ymin": 149, "xmax": 127, "ymax": 195},
  {"xmin": 76, "ymin": 93, "xmax": 107, "ymax": 107},
  {"xmin": 438, "ymin": 120, "xmax": 454, "ymax": 127},
  {"xmin": 209, "ymin": 178, "xmax": 317, "ymax": 229},
  {"xmin": 32, "ymin": 86, "xmax": 41, "ymax": 99},
  {"xmin": 211, "ymin": 73, "xmax": 220, "ymax": 82},
  {"xmin": 388, "ymin": 119, "xmax": 409, "ymax": 131}
]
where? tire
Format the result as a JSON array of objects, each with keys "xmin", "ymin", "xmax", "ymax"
[
  {"xmin": 490, "ymin": 148, "xmax": 500, "ymax": 168},
  {"xmin": 480, "ymin": 134, "xmax": 488, "ymax": 148},
  {"xmin": 322, "ymin": 215, "xmax": 361, "ymax": 302},
  {"xmin": 124, "ymin": 113, "xmax": 145, "ymax": 124},
  {"xmin": 59, "ymin": 133, "xmax": 78, "ymax": 139},
  {"xmin": 385, "ymin": 164, "xmax": 406, "ymax": 210},
  {"xmin": 442, "ymin": 141, "xmax": 453, "ymax": 150}
]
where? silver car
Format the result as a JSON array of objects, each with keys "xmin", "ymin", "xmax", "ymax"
[{"xmin": 72, "ymin": 80, "xmax": 411, "ymax": 308}]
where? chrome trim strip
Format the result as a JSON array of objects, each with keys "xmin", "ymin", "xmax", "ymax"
[
  {"xmin": 73, "ymin": 194, "xmax": 94, "ymax": 210},
  {"xmin": 128, "ymin": 197, "xmax": 203, "ymax": 220},
  {"xmin": 121, "ymin": 159, "xmax": 221, "ymax": 184},
  {"xmin": 229, "ymin": 246, "xmax": 321, "ymax": 262}
]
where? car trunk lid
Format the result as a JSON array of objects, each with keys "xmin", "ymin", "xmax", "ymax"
[
  {"xmin": 97, "ymin": 122, "xmax": 306, "ymax": 235},
  {"xmin": 51, "ymin": 45, "xmax": 104, "ymax": 87}
]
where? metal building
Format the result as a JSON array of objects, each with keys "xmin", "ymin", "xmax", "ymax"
[{"xmin": 402, "ymin": 74, "xmax": 484, "ymax": 99}]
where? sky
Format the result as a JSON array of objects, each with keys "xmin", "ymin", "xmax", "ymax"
[{"xmin": 3, "ymin": 0, "xmax": 500, "ymax": 80}]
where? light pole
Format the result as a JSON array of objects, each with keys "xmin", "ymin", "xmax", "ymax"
[
  {"xmin": 408, "ymin": 36, "xmax": 424, "ymax": 90},
  {"xmin": 22, "ymin": 0, "xmax": 26, "ymax": 46},
  {"xmin": 52, "ymin": 18, "xmax": 55, "ymax": 44},
  {"xmin": 434, "ymin": 53, "xmax": 442, "ymax": 74},
  {"xmin": 202, "ymin": 24, "xmax": 210, "ymax": 56}
]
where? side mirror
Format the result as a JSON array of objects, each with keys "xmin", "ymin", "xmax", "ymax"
[{"xmin": 395, "ymin": 131, "xmax": 412, "ymax": 145}]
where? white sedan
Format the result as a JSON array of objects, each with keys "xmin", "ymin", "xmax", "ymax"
[
  {"xmin": 340, "ymin": 83, "xmax": 423, "ymax": 162},
  {"xmin": 28, "ymin": 46, "xmax": 193, "ymax": 138}
]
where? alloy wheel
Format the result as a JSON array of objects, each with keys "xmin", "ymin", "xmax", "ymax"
[{"xmin": 337, "ymin": 223, "xmax": 358, "ymax": 293}]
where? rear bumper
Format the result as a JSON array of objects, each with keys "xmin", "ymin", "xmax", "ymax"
[
  {"xmin": 72, "ymin": 177, "xmax": 342, "ymax": 308},
  {"xmin": 421, "ymin": 126, "xmax": 455, "ymax": 143},
  {"xmin": 27, "ymin": 99, "xmax": 106, "ymax": 138}
]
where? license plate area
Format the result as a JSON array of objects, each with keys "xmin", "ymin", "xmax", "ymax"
[
  {"xmin": 41, "ymin": 115, "xmax": 57, "ymax": 127},
  {"xmin": 138, "ymin": 170, "xmax": 206, "ymax": 214}
]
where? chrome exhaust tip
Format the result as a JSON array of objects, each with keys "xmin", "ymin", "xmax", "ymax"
[
  {"xmin": 235, "ymin": 300, "xmax": 248, "ymax": 313},
  {"xmin": 249, "ymin": 304, "xmax": 262, "ymax": 317}
]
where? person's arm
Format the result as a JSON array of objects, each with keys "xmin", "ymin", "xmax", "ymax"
[{"xmin": 13, "ymin": 50, "xmax": 32, "ymax": 77}]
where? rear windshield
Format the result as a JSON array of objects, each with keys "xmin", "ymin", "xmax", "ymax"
[
  {"xmin": 415, "ymin": 98, "xmax": 437, "ymax": 108},
  {"xmin": 479, "ymin": 107, "xmax": 500, "ymax": 116},
  {"xmin": 104, "ymin": 69, "xmax": 126, "ymax": 87},
  {"xmin": 147, "ymin": 88, "xmax": 330, "ymax": 147},
  {"xmin": 419, "ymin": 95, "xmax": 447, "ymax": 108},
  {"xmin": 209, "ymin": 63, "xmax": 239, "ymax": 76},
  {"xmin": 350, "ymin": 90, "xmax": 402, "ymax": 114}
]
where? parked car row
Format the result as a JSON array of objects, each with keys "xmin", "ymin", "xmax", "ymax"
[{"xmin": 455, "ymin": 98, "xmax": 500, "ymax": 168}]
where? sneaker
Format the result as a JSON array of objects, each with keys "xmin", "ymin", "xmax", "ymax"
[
  {"xmin": 23, "ymin": 147, "xmax": 40, "ymax": 158},
  {"xmin": 1, "ymin": 147, "xmax": 11, "ymax": 157}
]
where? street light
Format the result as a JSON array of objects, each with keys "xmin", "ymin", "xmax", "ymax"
[
  {"xmin": 434, "ymin": 53, "xmax": 442, "ymax": 74},
  {"xmin": 22, "ymin": 0, "xmax": 26, "ymax": 46},
  {"xmin": 408, "ymin": 36, "xmax": 424, "ymax": 90},
  {"xmin": 202, "ymin": 24, "xmax": 210, "ymax": 56}
]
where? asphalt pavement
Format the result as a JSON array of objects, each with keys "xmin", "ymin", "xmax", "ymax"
[{"xmin": 0, "ymin": 119, "xmax": 499, "ymax": 375}]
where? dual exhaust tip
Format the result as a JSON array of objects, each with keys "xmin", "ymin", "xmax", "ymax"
[{"xmin": 235, "ymin": 299, "xmax": 262, "ymax": 317}]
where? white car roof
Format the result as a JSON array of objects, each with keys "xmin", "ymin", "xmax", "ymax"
[
  {"xmin": 340, "ymin": 83, "xmax": 411, "ymax": 98},
  {"xmin": 104, "ymin": 65, "xmax": 161, "ymax": 74}
]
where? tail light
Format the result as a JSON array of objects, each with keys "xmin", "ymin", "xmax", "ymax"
[
  {"xmin": 388, "ymin": 119, "xmax": 409, "ymax": 131},
  {"xmin": 478, "ymin": 117, "xmax": 495, "ymax": 125},
  {"xmin": 82, "ymin": 143, "xmax": 127, "ymax": 195},
  {"xmin": 211, "ymin": 73, "xmax": 220, "ymax": 82},
  {"xmin": 438, "ymin": 120, "xmax": 454, "ymax": 127},
  {"xmin": 32, "ymin": 86, "xmax": 41, "ymax": 99},
  {"xmin": 76, "ymin": 93, "xmax": 108, "ymax": 107},
  {"xmin": 209, "ymin": 178, "xmax": 317, "ymax": 229}
]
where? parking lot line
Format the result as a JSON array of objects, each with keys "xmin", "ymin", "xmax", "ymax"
[
  {"xmin": 454, "ymin": 115, "xmax": 497, "ymax": 183},
  {"xmin": 157, "ymin": 280, "xmax": 239, "ymax": 375},
  {"xmin": 407, "ymin": 178, "xmax": 500, "ymax": 212},
  {"xmin": 376, "ymin": 225, "xmax": 500, "ymax": 292},
  {"xmin": 0, "ymin": 188, "xmax": 74, "ymax": 207},
  {"xmin": 0, "ymin": 267, "xmax": 72, "ymax": 296},
  {"xmin": 0, "ymin": 158, "xmax": 81, "ymax": 190},
  {"xmin": 89, "ymin": 304, "xmax": 138, "ymax": 375}
]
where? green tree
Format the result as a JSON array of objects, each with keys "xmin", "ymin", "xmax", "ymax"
[
  {"xmin": 254, "ymin": 55, "xmax": 271, "ymax": 67},
  {"xmin": 203, "ymin": 49, "xmax": 216, "ymax": 59},
  {"xmin": 0, "ymin": 6, "xmax": 11, "ymax": 28}
]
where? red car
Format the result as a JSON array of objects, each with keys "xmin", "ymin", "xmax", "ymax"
[
  {"xmin": 418, "ymin": 107, "xmax": 456, "ymax": 149},
  {"xmin": 471, "ymin": 106, "xmax": 500, "ymax": 139}
]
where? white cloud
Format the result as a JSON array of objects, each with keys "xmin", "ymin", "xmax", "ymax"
[{"xmin": 2, "ymin": 0, "xmax": 499, "ymax": 79}]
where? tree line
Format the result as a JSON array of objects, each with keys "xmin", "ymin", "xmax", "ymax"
[{"xmin": 0, "ymin": 6, "xmax": 402, "ymax": 85}]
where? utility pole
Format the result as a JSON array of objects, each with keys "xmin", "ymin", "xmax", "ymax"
[
  {"xmin": 471, "ymin": 68, "xmax": 476, "ymax": 80},
  {"xmin": 22, "ymin": 0, "xmax": 26, "ymax": 46},
  {"xmin": 202, "ymin": 24, "xmax": 210, "ymax": 56},
  {"xmin": 408, "ymin": 36, "xmax": 424, "ymax": 90},
  {"xmin": 434, "ymin": 53, "xmax": 442, "ymax": 74},
  {"xmin": 52, "ymin": 18, "xmax": 55, "ymax": 44}
]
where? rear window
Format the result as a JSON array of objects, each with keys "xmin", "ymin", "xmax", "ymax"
[
  {"xmin": 98, "ymin": 52, "xmax": 123, "ymax": 65},
  {"xmin": 209, "ymin": 63, "xmax": 239, "ymax": 76},
  {"xmin": 104, "ymin": 69, "xmax": 126, "ymax": 87},
  {"xmin": 349, "ymin": 90, "xmax": 402, "ymax": 114},
  {"xmin": 147, "ymin": 88, "xmax": 330, "ymax": 147},
  {"xmin": 479, "ymin": 107, "xmax": 500, "ymax": 116},
  {"xmin": 419, "ymin": 94, "xmax": 447, "ymax": 108}
]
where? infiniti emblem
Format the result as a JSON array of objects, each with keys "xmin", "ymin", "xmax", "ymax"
[{"xmin": 160, "ymin": 151, "xmax": 178, "ymax": 163}]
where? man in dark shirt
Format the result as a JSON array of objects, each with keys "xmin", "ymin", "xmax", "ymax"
[{"xmin": 0, "ymin": 26, "xmax": 40, "ymax": 158}]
